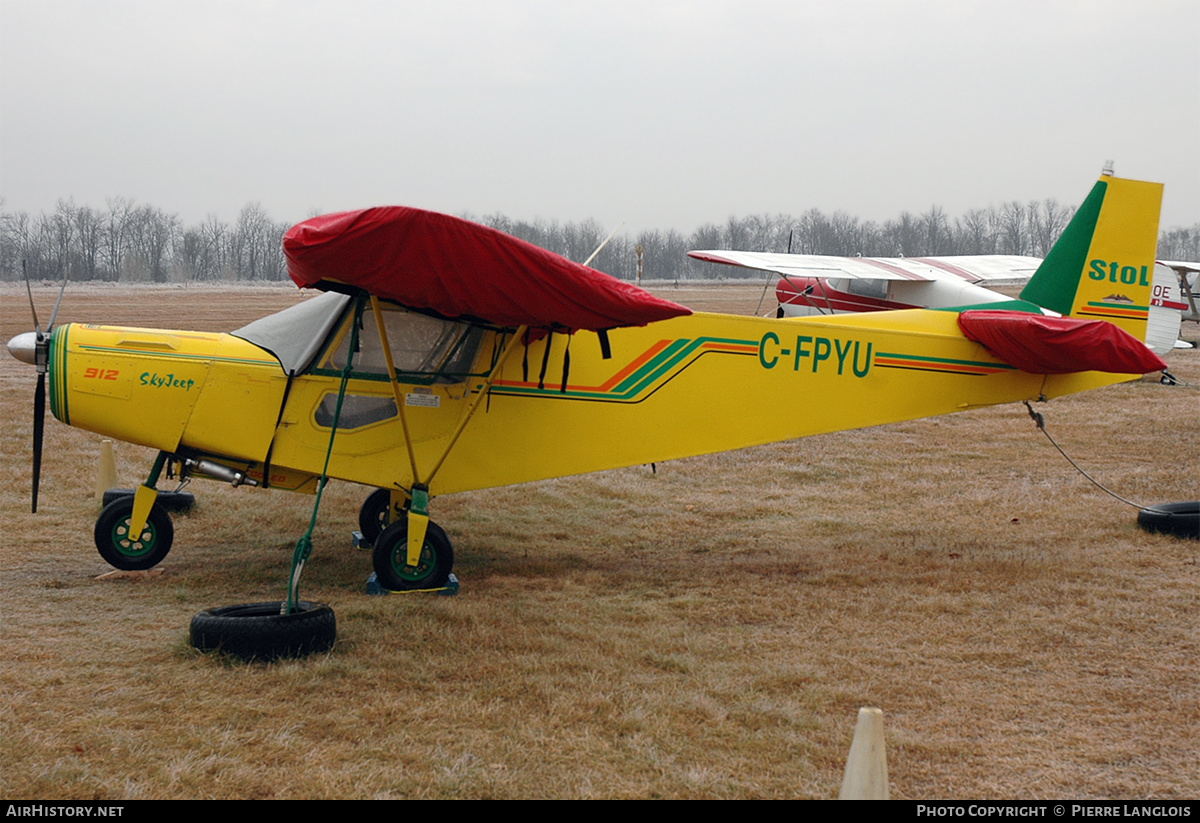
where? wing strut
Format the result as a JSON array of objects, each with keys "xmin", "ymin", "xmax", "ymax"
[
  {"xmin": 370, "ymin": 296, "xmax": 422, "ymax": 484},
  {"xmin": 369, "ymin": 295, "xmax": 528, "ymax": 566}
]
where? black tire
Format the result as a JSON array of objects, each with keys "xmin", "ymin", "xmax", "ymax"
[
  {"xmin": 1137, "ymin": 501, "xmax": 1200, "ymax": 540},
  {"xmin": 94, "ymin": 497, "xmax": 174, "ymax": 570},
  {"xmin": 102, "ymin": 488, "xmax": 195, "ymax": 513},
  {"xmin": 358, "ymin": 488, "xmax": 399, "ymax": 546},
  {"xmin": 190, "ymin": 601, "xmax": 336, "ymax": 661},
  {"xmin": 372, "ymin": 519, "xmax": 453, "ymax": 591}
]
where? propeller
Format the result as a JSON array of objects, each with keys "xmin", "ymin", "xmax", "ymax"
[
  {"xmin": 16, "ymin": 263, "xmax": 69, "ymax": 513},
  {"xmin": 32, "ymin": 360, "xmax": 45, "ymax": 513}
]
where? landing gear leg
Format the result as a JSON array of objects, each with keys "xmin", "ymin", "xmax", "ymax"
[{"xmin": 100, "ymin": 451, "xmax": 173, "ymax": 568}]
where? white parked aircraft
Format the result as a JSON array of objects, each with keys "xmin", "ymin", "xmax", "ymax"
[
  {"xmin": 687, "ymin": 250, "xmax": 1191, "ymax": 355},
  {"xmin": 1158, "ymin": 260, "xmax": 1199, "ymax": 324}
]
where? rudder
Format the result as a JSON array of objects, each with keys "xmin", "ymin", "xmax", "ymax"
[{"xmin": 1020, "ymin": 171, "xmax": 1163, "ymax": 345}]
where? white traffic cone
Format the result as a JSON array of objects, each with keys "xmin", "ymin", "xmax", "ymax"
[
  {"xmin": 94, "ymin": 439, "xmax": 119, "ymax": 506},
  {"xmin": 839, "ymin": 706, "xmax": 888, "ymax": 799}
]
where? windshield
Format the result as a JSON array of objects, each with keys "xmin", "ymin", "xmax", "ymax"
[{"xmin": 232, "ymin": 291, "xmax": 351, "ymax": 374}]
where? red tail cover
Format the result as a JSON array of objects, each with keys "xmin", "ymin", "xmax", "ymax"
[{"xmin": 958, "ymin": 311, "xmax": 1166, "ymax": 375}]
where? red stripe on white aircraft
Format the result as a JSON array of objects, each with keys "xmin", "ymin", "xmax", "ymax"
[
  {"xmin": 910, "ymin": 258, "xmax": 980, "ymax": 282},
  {"xmin": 859, "ymin": 258, "xmax": 927, "ymax": 281},
  {"xmin": 777, "ymin": 278, "xmax": 919, "ymax": 313}
]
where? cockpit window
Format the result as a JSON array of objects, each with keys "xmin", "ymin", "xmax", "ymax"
[
  {"xmin": 314, "ymin": 392, "xmax": 397, "ymax": 429},
  {"xmin": 312, "ymin": 300, "xmax": 487, "ymax": 384},
  {"xmin": 845, "ymin": 278, "xmax": 888, "ymax": 300}
]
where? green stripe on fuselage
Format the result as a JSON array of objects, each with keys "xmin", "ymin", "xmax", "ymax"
[
  {"xmin": 618, "ymin": 337, "xmax": 753, "ymax": 398},
  {"xmin": 496, "ymin": 337, "xmax": 757, "ymax": 402},
  {"xmin": 612, "ymin": 338, "xmax": 691, "ymax": 394}
]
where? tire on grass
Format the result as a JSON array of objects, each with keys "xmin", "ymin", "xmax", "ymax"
[
  {"xmin": 1137, "ymin": 501, "xmax": 1200, "ymax": 540},
  {"xmin": 358, "ymin": 488, "xmax": 398, "ymax": 546},
  {"xmin": 190, "ymin": 601, "xmax": 337, "ymax": 661}
]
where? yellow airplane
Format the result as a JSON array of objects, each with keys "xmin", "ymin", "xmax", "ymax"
[{"xmin": 7, "ymin": 170, "xmax": 1168, "ymax": 601}]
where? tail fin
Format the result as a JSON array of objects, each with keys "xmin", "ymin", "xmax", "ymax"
[{"xmin": 1020, "ymin": 171, "xmax": 1163, "ymax": 345}]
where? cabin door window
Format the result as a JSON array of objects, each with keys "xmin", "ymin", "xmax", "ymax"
[{"xmin": 314, "ymin": 301, "xmax": 486, "ymax": 385}]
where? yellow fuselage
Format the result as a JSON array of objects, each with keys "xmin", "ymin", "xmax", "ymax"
[{"xmin": 48, "ymin": 307, "xmax": 1125, "ymax": 500}]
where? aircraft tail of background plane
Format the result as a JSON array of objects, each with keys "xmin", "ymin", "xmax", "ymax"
[{"xmin": 1019, "ymin": 172, "xmax": 1165, "ymax": 344}]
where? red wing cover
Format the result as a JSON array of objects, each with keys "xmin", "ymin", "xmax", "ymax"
[
  {"xmin": 957, "ymin": 311, "xmax": 1166, "ymax": 375},
  {"xmin": 283, "ymin": 207, "xmax": 690, "ymax": 332}
]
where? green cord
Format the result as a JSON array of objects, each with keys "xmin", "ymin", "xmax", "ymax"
[{"xmin": 285, "ymin": 297, "xmax": 363, "ymax": 614}]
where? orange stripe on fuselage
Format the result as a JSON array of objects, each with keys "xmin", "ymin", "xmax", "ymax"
[
  {"xmin": 1080, "ymin": 307, "xmax": 1147, "ymax": 319},
  {"xmin": 494, "ymin": 338, "xmax": 675, "ymax": 393},
  {"xmin": 703, "ymin": 343, "xmax": 759, "ymax": 355},
  {"xmin": 492, "ymin": 339, "xmax": 758, "ymax": 394},
  {"xmin": 597, "ymin": 338, "xmax": 674, "ymax": 391}
]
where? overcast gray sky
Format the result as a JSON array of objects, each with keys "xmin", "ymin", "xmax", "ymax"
[{"xmin": 2, "ymin": 0, "xmax": 1197, "ymax": 236}]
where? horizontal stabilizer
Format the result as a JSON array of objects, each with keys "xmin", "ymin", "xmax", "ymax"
[{"xmin": 958, "ymin": 310, "xmax": 1166, "ymax": 375}]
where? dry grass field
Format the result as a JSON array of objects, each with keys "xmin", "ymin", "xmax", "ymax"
[{"xmin": 1, "ymin": 282, "xmax": 1196, "ymax": 799}]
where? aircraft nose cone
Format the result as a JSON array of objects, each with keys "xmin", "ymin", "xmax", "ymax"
[{"xmin": 7, "ymin": 332, "xmax": 38, "ymax": 365}]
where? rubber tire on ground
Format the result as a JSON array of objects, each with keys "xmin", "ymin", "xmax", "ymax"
[
  {"xmin": 1137, "ymin": 501, "xmax": 1199, "ymax": 540},
  {"xmin": 190, "ymin": 601, "xmax": 336, "ymax": 661},
  {"xmin": 102, "ymin": 488, "xmax": 195, "ymax": 513},
  {"xmin": 372, "ymin": 519, "xmax": 454, "ymax": 591},
  {"xmin": 358, "ymin": 488, "xmax": 399, "ymax": 546},
  {"xmin": 94, "ymin": 497, "xmax": 174, "ymax": 570}
]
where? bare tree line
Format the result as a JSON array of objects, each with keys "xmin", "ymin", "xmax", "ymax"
[
  {"xmin": 0, "ymin": 198, "xmax": 288, "ymax": 285},
  {"xmin": 3, "ymin": 196, "xmax": 1197, "ymax": 285}
]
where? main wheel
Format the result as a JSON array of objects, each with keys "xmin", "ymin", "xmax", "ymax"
[
  {"xmin": 190, "ymin": 601, "xmax": 336, "ymax": 660},
  {"xmin": 372, "ymin": 519, "xmax": 453, "ymax": 591},
  {"xmin": 94, "ymin": 497, "xmax": 174, "ymax": 570},
  {"xmin": 358, "ymin": 488, "xmax": 400, "ymax": 546}
]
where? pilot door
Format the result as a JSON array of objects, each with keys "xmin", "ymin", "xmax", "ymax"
[{"xmin": 266, "ymin": 295, "xmax": 499, "ymax": 489}]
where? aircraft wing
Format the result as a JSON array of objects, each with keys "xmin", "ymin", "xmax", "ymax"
[
  {"xmin": 285, "ymin": 207, "xmax": 691, "ymax": 333},
  {"xmin": 1158, "ymin": 259, "xmax": 1200, "ymax": 275},
  {"xmin": 913, "ymin": 255, "xmax": 1042, "ymax": 285},
  {"xmin": 688, "ymin": 251, "xmax": 1042, "ymax": 285}
]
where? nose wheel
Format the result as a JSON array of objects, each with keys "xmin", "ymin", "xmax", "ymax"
[{"xmin": 94, "ymin": 497, "xmax": 174, "ymax": 570}]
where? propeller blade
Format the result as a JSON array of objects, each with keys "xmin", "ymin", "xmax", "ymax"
[
  {"xmin": 47, "ymin": 269, "xmax": 70, "ymax": 331},
  {"xmin": 23, "ymin": 260, "xmax": 42, "ymax": 336},
  {"xmin": 32, "ymin": 372, "xmax": 45, "ymax": 514},
  {"xmin": 22, "ymin": 259, "xmax": 64, "ymax": 514}
]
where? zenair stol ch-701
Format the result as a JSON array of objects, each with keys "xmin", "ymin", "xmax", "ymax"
[{"xmin": 8, "ymin": 170, "xmax": 1169, "ymax": 616}]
